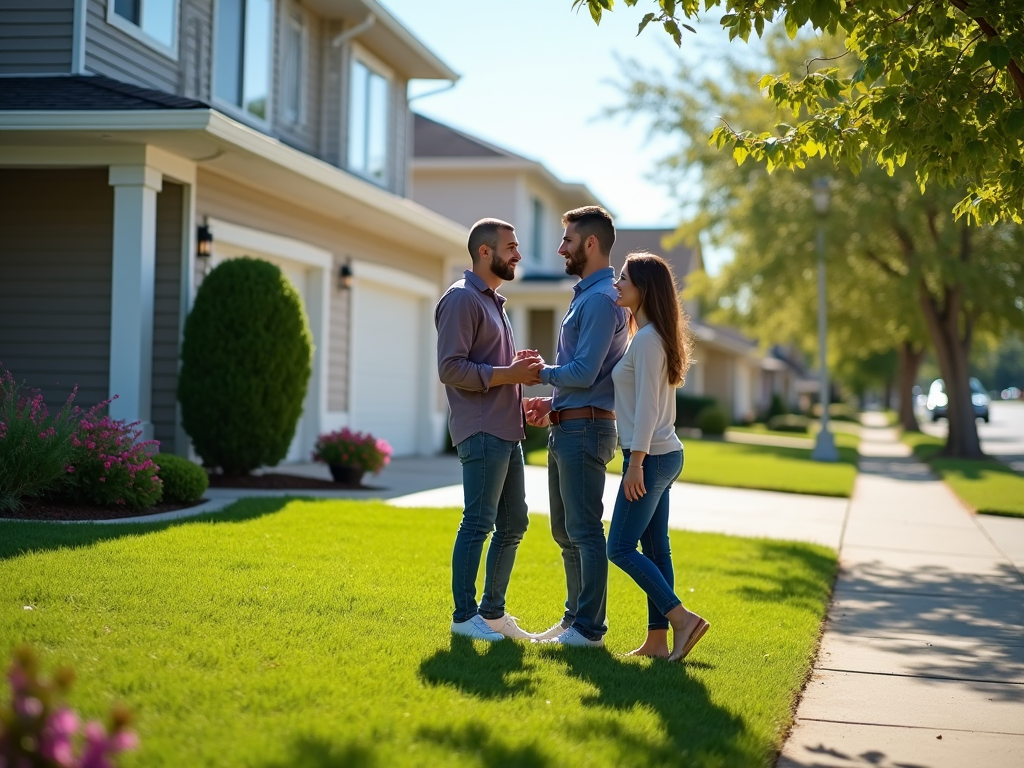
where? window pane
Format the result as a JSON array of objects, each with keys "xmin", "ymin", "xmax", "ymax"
[
  {"xmin": 214, "ymin": 0, "xmax": 243, "ymax": 105},
  {"xmin": 282, "ymin": 12, "xmax": 303, "ymax": 123},
  {"xmin": 531, "ymin": 197, "xmax": 544, "ymax": 263},
  {"xmin": 114, "ymin": 0, "xmax": 140, "ymax": 25},
  {"xmin": 348, "ymin": 60, "xmax": 369, "ymax": 172},
  {"xmin": 242, "ymin": 0, "xmax": 272, "ymax": 119},
  {"xmin": 141, "ymin": 0, "xmax": 176, "ymax": 48},
  {"xmin": 366, "ymin": 71, "xmax": 389, "ymax": 181}
]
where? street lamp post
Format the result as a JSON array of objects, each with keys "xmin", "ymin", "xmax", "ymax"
[{"xmin": 811, "ymin": 177, "xmax": 838, "ymax": 462}]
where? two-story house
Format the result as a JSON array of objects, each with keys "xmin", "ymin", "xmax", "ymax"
[
  {"xmin": 411, "ymin": 114, "xmax": 801, "ymax": 421},
  {"xmin": 0, "ymin": 0, "xmax": 468, "ymax": 461}
]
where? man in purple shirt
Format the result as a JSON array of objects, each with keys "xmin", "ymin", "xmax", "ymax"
[{"xmin": 435, "ymin": 218, "xmax": 543, "ymax": 642}]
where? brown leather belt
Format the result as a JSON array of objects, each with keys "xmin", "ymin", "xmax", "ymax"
[{"xmin": 549, "ymin": 406, "xmax": 615, "ymax": 425}]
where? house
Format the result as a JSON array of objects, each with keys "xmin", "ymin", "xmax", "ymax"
[
  {"xmin": 411, "ymin": 115, "xmax": 801, "ymax": 422},
  {"xmin": 0, "ymin": 0, "xmax": 469, "ymax": 462}
]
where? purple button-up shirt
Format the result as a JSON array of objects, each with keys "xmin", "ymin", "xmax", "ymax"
[{"xmin": 435, "ymin": 270, "xmax": 526, "ymax": 447}]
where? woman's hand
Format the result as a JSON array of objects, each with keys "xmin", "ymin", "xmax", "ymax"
[{"xmin": 623, "ymin": 459, "xmax": 646, "ymax": 501}]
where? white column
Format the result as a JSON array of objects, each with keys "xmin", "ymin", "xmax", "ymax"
[
  {"xmin": 108, "ymin": 164, "xmax": 162, "ymax": 441},
  {"xmin": 508, "ymin": 305, "xmax": 528, "ymax": 351}
]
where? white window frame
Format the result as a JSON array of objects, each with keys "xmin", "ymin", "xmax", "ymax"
[
  {"xmin": 280, "ymin": 1, "xmax": 307, "ymax": 126},
  {"xmin": 210, "ymin": 0, "xmax": 275, "ymax": 130},
  {"xmin": 347, "ymin": 42, "xmax": 393, "ymax": 186},
  {"xmin": 106, "ymin": 0, "xmax": 180, "ymax": 60}
]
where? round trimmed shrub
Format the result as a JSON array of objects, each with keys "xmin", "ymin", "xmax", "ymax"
[
  {"xmin": 178, "ymin": 257, "xmax": 312, "ymax": 474},
  {"xmin": 764, "ymin": 393, "xmax": 789, "ymax": 421},
  {"xmin": 767, "ymin": 414, "xmax": 810, "ymax": 433},
  {"xmin": 696, "ymin": 405, "xmax": 729, "ymax": 436},
  {"xmin": 154, "ymin": 453, "xmax": 208, "ymax": 503}
]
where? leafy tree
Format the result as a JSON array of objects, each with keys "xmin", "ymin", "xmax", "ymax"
[
  {"xmin": 616, "ymin": 31, "xmax": 1024, "ymax": 457},
  {"xmin": 576, "ymin": 0, "xmax": 1024, "ymax": 225}
]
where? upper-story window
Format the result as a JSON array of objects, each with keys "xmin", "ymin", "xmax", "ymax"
[
  {"xmin": 348, "ymin": 49, "xmax": 391, "ymax": 184},
  {"xmin": 108, "ymin": 0, "xmax": 178, "ymax": 57},
  {"xmin": 530, "ymin": 197, "xmax": 545, "ymax": 265},
  {"xmin": 281, "ymin": 5, "xmax": 306, "ymax": 125},
  {"xmin": 214, "ymin": 0, "xmax": 273, "ymax": 121}
]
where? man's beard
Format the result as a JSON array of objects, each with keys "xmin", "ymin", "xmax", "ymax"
[
  {"xmin": 564, "ymin": 241, "xmax": 587, "ymax": 277},
  {"xmin": 490, "ymin": 253, "xmax": 516, "ymax": 281}
]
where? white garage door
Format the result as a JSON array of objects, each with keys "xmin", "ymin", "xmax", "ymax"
[{"xmin": 351, "ymin": 281, "xmax": 421, "ymax": 456}]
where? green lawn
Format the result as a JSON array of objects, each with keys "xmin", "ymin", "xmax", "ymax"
[
  {"xmin": 726, "ymin": 424, "xmax": 861, "ymax": 450},
  {"xmin": 527, "ymin": 439, "xmax": 859, "ymax": 497},
  {"xmin": 1, "ymin": 499, "xmax": 837, "ymax": 767},
  {"xmin": 903, "ymin": 432, "xmax": 1024, "ymax": 518}
]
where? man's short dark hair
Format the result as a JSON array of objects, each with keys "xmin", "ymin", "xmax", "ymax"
[
  {"xmin": 562, "ymin": 206, "xmax": 615, "ymax": 257},
  {"xmin": 468, "ymin": 218, "xmax": 514, "ymax": 262}
]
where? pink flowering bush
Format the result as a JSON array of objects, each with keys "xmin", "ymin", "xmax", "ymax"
[
  {"xmin": 69, "ymin": 410, "xmax": 162, "ymax": 510},
  {"xmin": 0, "ymin": 367, "xmax": 81, "ymax": 512},
  {"xmin": 0, "ymin": 645, "xmax": 139, "ymax": 768},
  {"xmin": 313, "ymin": 428, "xmax": 393, "ymax": 474}
]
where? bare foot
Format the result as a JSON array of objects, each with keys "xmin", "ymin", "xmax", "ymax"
[
  {"xmin": 623, "ymin": 629, "xmax": 670, "ymax": 658},
  {"xmin": 668, "ymin": 610, "xmax": 709, "ymax": 663}
]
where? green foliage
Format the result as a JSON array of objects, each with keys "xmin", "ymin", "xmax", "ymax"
[
  {"xmin": 178, "ymin": 258, "xmax": 312, "ymax": 475},
  {"xmin": 154, "ymin": 453, "xmax": 208, "ymax": 504},
  {"xmin": 763, "ymin": 393, "xmax": 789, "ymax": 421},
  {"xmin": 69, "ymin": 415, "xmax": 162, "ymax": 510},
  {"xmin": 767, "ymin": 414, "xmax": 809, "ymax": 433},
  {"xmin": 696, "ymin": 405, "xmax": 729, "ymax": 435},
  {"xmin": 675, "ymin": 393, "xmax": 718, "ymax": 428},
  {"xmin": 0, "ymin": 499, "xmax": 836, "ymax": 766},
  {"xmin": 582, "ymin": 0, "xmax": 1024, "ymax": 224},
  {"xmin": 811, "ymin": 402, "xmax": 861, "ymax": 423}
]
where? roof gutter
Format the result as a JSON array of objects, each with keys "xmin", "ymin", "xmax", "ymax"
[{"xmin": 332, "ymin": 14, "xmax": 376, "ymax": 48}]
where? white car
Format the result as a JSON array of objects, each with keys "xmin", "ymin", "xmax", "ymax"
[{"xmin": 926, "ymin": 378, "xmax": 990, "ymax": 422}]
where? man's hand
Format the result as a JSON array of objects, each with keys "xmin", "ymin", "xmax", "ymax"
[
  {"xmin": 514, "ymin": 349, "xmax": 543, "ymax": 364},
  {"xmin": 524, "ymin": 396, "xmax": 553, "ymax": 427},
  {"xmin": 491, "ymin": 356, "xmax": 543, "ymax": 386}
]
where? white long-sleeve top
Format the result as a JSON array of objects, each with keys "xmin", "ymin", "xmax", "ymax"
[{"xmin": 611, "ymin": 324, "xmax": 683, "ymax": 456}]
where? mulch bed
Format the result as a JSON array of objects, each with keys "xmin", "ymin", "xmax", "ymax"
[{"xmin": 3, "ymin": 473, "xmax": 381, "ymax": 523}]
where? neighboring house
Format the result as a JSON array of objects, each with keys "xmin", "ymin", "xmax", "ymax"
[
  {"xmin": 0, "ymin": 0, "xmax": 469, "ymax": 461},
  {"xmin": 411, "ymin": 115, "xmax": 799, "ymax": 422}
]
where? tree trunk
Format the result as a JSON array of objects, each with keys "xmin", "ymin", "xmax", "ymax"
[
  {"xmin": 918, "ymin": 280, "xmax": 984, "ymax": 458},
  {"xmin": 897, "ymin": 342, "xmax": 923, "ymax": 432}
]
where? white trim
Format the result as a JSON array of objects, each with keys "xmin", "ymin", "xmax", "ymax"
[
  {"xmin": 351, "ymin": 259, "xmax": 435, "ymax": 298},
  {"xmin": 72, "ymin": 0, "xmax": 87, "ymax": 74},
  {"xmin": 106, "ymin": 0, "xmax": 180, "ymax": 61},
  {"xmin": 207, "ymin": 218, "xmax": 332, "ymax": 269},
  {"xmin": 175, "ymin": 177, "xmax": 197, "ymax": 457},
  {"xmin": 210, "ymin": 0, "xmax": 274, "ymax": 132},
  {"xmin": 350, "ymin": 40, "xmax": 394, "ymax": 81},
  {"xmin": 0, "ymin": 110, "xmax": 212, "ymax": 131}
]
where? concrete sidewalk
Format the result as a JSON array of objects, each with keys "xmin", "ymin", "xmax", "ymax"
[{"xmin": 778, "ymin": 414, "xmax": 1024, "ymax": 768}]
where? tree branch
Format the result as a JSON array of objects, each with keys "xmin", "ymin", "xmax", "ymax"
[
  {"xmin": 949, "ymin": 0, "xmax": 1024, "ymax": 100},
  {"xmin": 863, "ymin": 248, "xmax": 905, "ymax": 277}
]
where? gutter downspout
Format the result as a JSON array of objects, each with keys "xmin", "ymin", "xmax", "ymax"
[
  {"xmin": 71, "ymin": 0, "xmax": 87, "ymax": 74},
  {"xmin": 331, "ymin": 14, "xmax": 376, "ymax": 48}
]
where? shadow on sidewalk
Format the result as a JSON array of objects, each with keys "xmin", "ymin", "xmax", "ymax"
[{"xmin": 857, "ymin": 456, "xmax": 934, "ymax": 481}]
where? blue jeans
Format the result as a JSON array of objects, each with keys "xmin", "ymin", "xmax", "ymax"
[
  {"xmin": 548, "ymin": 417, "xmax": 617, "ymax": 640},
  {"xmin": 607, "ymin": 449, "xmax": 683, "ymax": 630},
  {"xmin": 452, "ymin": 432, "xmax": 529, "ymax": 623}
]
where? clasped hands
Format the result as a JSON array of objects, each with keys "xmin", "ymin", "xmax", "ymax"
[{"xmin": 506, "ymin": 349, "xmax": 545, "ymax": 385}]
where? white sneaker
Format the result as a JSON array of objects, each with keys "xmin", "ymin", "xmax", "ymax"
[
  {"xmin": 538, "ymin": 626, "xmax": 604, "ymax": 648},
  {"xmin": 482, "ymin": 614, "xmax": 534, "ymax": 640},
  {"xmin": 451, "ymin": 615, "xmax": 504, "ymax": 642},
  {"xmin": 530, "ymin": 621, "xmax": 571, "ymax": 642}
]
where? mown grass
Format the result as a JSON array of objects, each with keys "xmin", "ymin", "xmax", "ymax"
[
  {"xmin": 0, "ymin": 498, "xmax": 837, "ymax": 768},
  {"xmin": 903, "ymin": 432, "xmax": 1024, "ymax": 518},
  {"xmin": 726, "ymin": 424, "xmax": 861, "ymax": 450},
  {"xmin": 527, "ymin": 438, "xmax": 859, "ymax": 497}
]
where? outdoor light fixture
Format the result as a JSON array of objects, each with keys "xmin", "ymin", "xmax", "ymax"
[
  {"xmin": 196, "ymin": 224, "xmax": 213, "ymax": 258},
  {"xmin": 338, "ymin": 262, "xmax": 354, "ymax": 290},
  {"xmin": 812, "ymin": 176, "xmax": 831, "ymax": 216},
  {"xmin": 811, "ymin": 177, "xmax": 838, "ymax": 462}
]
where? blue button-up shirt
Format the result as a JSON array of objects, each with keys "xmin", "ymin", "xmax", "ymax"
[{"xmin": 540, "ymin": 267, "xmax": 628, "ymax": 411}]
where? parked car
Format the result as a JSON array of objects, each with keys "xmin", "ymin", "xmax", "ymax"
[
  {"xmin": 926, "ymin": 378, "xmax": 990, "ymax": 422},
  {"xmin": 1002, "ymin": 387, "xmax": 1022, "ymax": 400}
]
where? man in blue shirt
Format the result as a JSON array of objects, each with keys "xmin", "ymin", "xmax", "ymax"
[{"xmin": 525, "ymin": 206, "xmax": 628, "ymax": 647}]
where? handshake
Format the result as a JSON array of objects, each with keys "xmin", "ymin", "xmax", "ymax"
[{"xmin": 504, "ymin": 349, "xmax": 545, "ymax": 386}]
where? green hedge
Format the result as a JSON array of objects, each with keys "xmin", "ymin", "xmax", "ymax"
[
  {"xmin": 677, "ymin": 393, "xmax": 719, "ymax": 428},
  {"xmin": 154, "ymin": 453, "xmax": 208, "ymax": 504}
]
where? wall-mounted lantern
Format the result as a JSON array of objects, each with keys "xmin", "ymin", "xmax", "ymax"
[
  {"xmin": 196, "ymin": 224, "xmax": 213, "ymax": 259},
  {"xmin": 338, "ymin": 262, "xmax": 354, "ymax": 290}
]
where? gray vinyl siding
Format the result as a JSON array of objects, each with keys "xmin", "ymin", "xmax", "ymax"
[
  {"xmin": 0, "ymin": 0, "xmax": 74, "ymax": 74},
  {"xmin": 392, "ymin": 80, "xmax": 408, "ymax": 197},
  {"xmin": 84, "ymin": 0, "xmax": 178, "ymax": 93},
  {"xmin": 179, "ymin": 0, "xmax": 212, "ymax": 101},
  {"xmin": 321, "ymin": 22, "xmax": 346, "ymax": 168},
  {"xmin": 0, "ymin": 168, "xmax": 112, "ymax": 409},
  {"xmin": 327, "ymin": 257, "xmax": 349, "ymax": 411},
  {"xmin": 152, "ymin": 181, "xmax": 184, "ymax": 454}
]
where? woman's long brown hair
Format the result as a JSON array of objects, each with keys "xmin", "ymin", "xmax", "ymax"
[{"xmin": 623, "ymin": 252, "xmax": 693, "ymax": 387}]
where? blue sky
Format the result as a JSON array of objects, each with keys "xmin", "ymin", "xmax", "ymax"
[{"xmin": 378, "ymin": 0, "xmax": 733, "ymax": 236}]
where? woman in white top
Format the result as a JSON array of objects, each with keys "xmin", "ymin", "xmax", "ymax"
[{"xmin": 609, "ymin": 252, "xmax": 709, "ymax": 661}]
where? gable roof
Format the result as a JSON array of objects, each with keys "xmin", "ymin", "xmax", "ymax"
[
  {"xmin": 613, "ymin": 228, "xmax": 701, "ymax": 280},
  {"xmin": 413, "ymin": 113, "xmax": 520, "ymax": 159},
  {"xmin": 0, "ymin": 75, "xmax": 208, "ymax": 111}
]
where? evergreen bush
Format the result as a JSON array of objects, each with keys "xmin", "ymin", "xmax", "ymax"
[
  {"xmin": 696, "ymin": 405, "xmax": 729, "ymax": 436},
  {"xmin": 178, "ymin": 258, "xmax": 312, "ymax": 474},
  {"xmin": 764, "ymin": 393, "xmax": 789, "ymax": 421},
  {"xmin": 676, "ymin": 393, "xmax": 718, "ymax": 428},
  {"xmin": 153, "ymin": 453, "xmax": 208, "ymax": 503},
  {"xmin": 767, "ymin": 414, "xmax": 810, "ymax": 433}
]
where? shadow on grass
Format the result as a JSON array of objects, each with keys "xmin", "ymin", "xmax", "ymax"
[
  {"xmin": 415, "ymin": 723, "xmax": 551, "ymax": 767},
  {"xmin": 541, "ymin": 646, "xmax": 755, "ymax": 766},
  {"xmin": 725, "ymin": 539, "xmax": 838, "ymax": 615},
  {"xmin": 0, "ymin": 497, "xmax": 295, "ymax": 562},
  {"xmin": 261, "ymin": 736, "xmax": 377, "ymax": 768},
  {"xmin": 419, "ymin": 634, "xmax": 534, "ymax": 699}
]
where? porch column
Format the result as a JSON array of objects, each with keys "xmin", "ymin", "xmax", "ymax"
[{"xmin": 108, "ymin": 164, "xmax": 162, "ymax": 441}]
